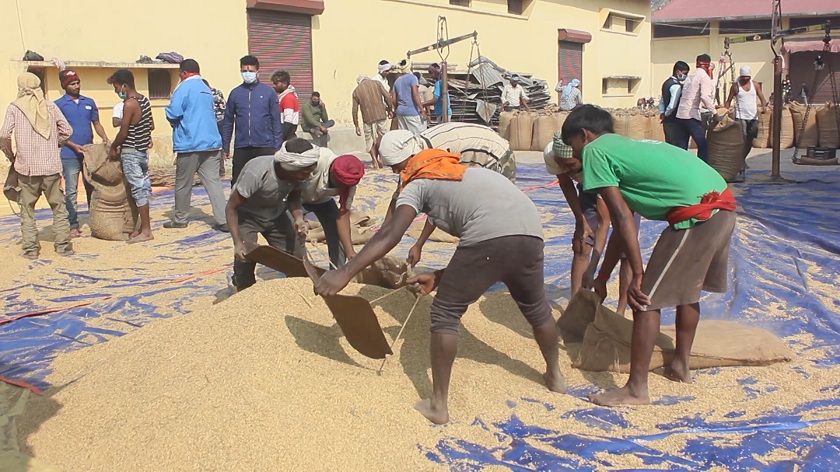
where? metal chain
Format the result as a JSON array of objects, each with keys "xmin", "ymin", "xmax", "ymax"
[
  {"xmin": 436, "ymin": 16, "xmax": 451, "ymax": 62},
  {"xmin": 792, "ymin": 29, "xmax": 832, "ymax": 162}
]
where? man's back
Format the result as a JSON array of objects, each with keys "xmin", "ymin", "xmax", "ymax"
[
  {"xmin": 167, "ymin": 78, "xmax": 221, "ymax": 152},
  {"xmin": 234, "ymin": 155, "xmax": 296, "ymax": 222},
  {"xmin": 396, "ymin": 167, "xmax": 542, "ymax": 245},
  {"xmin": 393, "ymin": 74, "xmax": 419, "ymax": 116},
  {"xmin": 581, "ymin": 134, "xmax": 726, "ymax": 227},
  {"xmin": 353, "ymin": 80, "xmax": 388, "ymax": 124},
  {"xmin": 676, "ymin": 69, "xmax": 712, "ymax": 121},
  {"xmin": 1, "ymin": 101, "xmax": 69, "ymax": 176},
  {"xmin": 423, "ymin": 123, "xmax": 508, "ymax": 158}
]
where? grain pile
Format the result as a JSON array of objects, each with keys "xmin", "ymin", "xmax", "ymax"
[{"xmin": 14, "ymin": 276, "xmax": 839, "ymax": 471}]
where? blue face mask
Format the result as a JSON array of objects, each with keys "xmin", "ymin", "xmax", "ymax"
[{"xmin": 241, "ymin": 71, "xmax": 258, "ymax": 84}]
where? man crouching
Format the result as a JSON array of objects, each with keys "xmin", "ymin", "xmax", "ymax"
[{"xmin": 314, "ymin": 147, "xmax": 565, "ymax": 424}]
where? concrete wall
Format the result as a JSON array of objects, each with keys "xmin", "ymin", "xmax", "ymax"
[{"xmin": 312, "ymin": 0, "xmax": 652, "ymax": 125}]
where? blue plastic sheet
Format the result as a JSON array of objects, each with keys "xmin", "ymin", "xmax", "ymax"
[{"xmin": 1, "ymin": 165, "xmax": 839, "ymax": 470}]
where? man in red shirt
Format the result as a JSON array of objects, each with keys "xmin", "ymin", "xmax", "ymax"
[{"xmin": 272, "ymin": 70, "xmax": 299, "ymax": 144}]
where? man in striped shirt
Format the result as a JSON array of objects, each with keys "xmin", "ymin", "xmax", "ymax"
[
  {"xmin": 0, "ymin": 72, "xmax": 75, "ymax": 259},
  {"xmin": 108, "ymin": 70, "xmax": 155, "ymax": 244},
  {"xmin": 352, "ymin": 75, "xmax": 393, "ymax": 168}
]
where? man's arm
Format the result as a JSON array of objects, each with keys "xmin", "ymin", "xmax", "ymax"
[
  {"xmin": 700, "ymin": 75, "xmax": 716, "ymax": 111},
  {"xmin": 411, "ymin": 85, "xmax": 428, "ymax": 120},
  {"xmin": 92, "ymin": 120, "xmax": 109, "ymax": 144},
  {"xmin": 0, "ymin": 107, "xmax": 15, "ymax": 159},
  {"xmin": 315, "ymin": 204, "xmax": 416, "ymax": 296},
  {"xmin": 755, "ymin": 82, "xmax": 768, "ymax": 111},
  {"xmin": 225, "ymin": 189, "xmax": 248, "ymax": 259},
  {"xmin": 270, "ymin": 93, "xmax": 283, "ymax": 150},
  {"xmin": 407, "ymin": 219, "xmax": 436, "ymax": 266},
  {"xmin": 222, "ymin": 93, "xmax": 235, "ymax": 155},
  {"xmin": 598, "ymin": 186, "xmax": 649, "ymax": 310},
  {"xmin": 724, "ymin": 83, "xmax": 737, "ymax": 110},
  {"xmin": 664, "ymin": 84, "xmax": 681, "ymax": 117},
  {"xmin": 165, "ymin": 86, "xmax": 187, "ymax": 125},
  {"xmin": 380, "ymin": 84, "xmax": 394, "ymax": 114},
  {"xmin": 321, "ymin": 103, "xmax": 329, "ymax": 122},
  {"xmin": 301, "ymin": 103, "xmax": 318, "ymax": 129},
  {"xmin": 336, "ymin": 207, "xmax": 356, "ymax": 259},
  {"xmin": 110, "ymin": 99, "xmax": 139, "ymax": 157},
  {"xmin": 53, "ymin": 105, "xmax": 73, "ymax": 147}
]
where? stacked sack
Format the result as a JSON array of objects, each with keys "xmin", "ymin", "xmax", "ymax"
[{"xmin": 816, "ymin": 103, "xmax": 840, "ymax": 148}]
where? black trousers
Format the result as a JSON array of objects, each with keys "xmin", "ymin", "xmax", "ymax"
[{"xmin": 231, "ymin": 146, "xmax": 275, "ymax": 188}]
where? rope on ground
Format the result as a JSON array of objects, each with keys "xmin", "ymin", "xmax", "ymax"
[{"xmin": 377, "ymin": 294, "xmax": 422, "ymax": 375}]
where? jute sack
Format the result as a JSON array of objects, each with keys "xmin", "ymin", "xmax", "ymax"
[
  {"xmin": 768, "ymin": 106, "xmax": 795, "ymax": 149},
  {"xmin": 649, "ymin": 113, "xmax": 666, "ymax": 142},
  {"xmin": 556, "ymin": 290, "xmax": 600, "ymax": 343},
  {"xmin": 498, "ymin": 111, "xmax": 515, "ymax": 140},
  {"xmin": 553, "ymin": 112, "xmax": 569, "ymax": 138},
  {"xmin": 353, "ymin": 256, "xmax": 410, "ymax": 289},
  {"xmin": 509, "ymin": 111, "xmax": 535, "ymax": 151},
  {"xmin": 570, "ymin": 293, "xmax": 793, "ymax": 372},
  {"xmin": 752, "ymin": 110, "xmax": 771, "ymax": 148},
  {"xmin": 790, "ymin": 102, "xmax": 819, "ymax": 148},
  {"xmin": 83, "ymin": 143, "xmax": 139, "ymax": 241},
  {"xmin": 626, "ymin": 109, "xmax": 652, "ymax": 140},
  {"xmin": 305, "ymin": 211, "xmax": 374, "ymax": 244},
  {"xmin": 611, "ymin": 109, "xmax": 629, "ymax": 137},
  {"xmin": 707, "ymin": 114, "xmax": 746, "ymax": 182},
  {"xmin": 816, "ymin": 103, "xmax": 840, "ymax": 148},
  {"xmin": 531, "ymin": 112, "xmax": 558, "ymax": 151}
]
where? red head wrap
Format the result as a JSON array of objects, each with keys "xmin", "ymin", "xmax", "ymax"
[{"xmin": 330, "ymin": 154, "xmax": 365, "ymax": 211}]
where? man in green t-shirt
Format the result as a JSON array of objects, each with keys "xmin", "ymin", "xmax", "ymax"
[{"xmin": 556, "ymin": 105, "xmax": 737, "ymax": 407}]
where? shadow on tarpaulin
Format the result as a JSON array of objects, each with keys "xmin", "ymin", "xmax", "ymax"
[
  {"xmin": 2, "ymin": 166, "xmax": 840, "ymax": 470},
  {"xmin": 424, "ymin": 167, "xmax": 840, "ymax": 471}
]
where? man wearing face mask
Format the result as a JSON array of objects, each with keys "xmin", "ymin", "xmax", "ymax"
[
  {"xmin": 221, "ymin": 55, "xmax": 283, "ymax": 187},
  {"xmin": 675, "ymin": 54, "xmax": 716, "ymax": 162},
  {"xmin": 301, "ymin": 91, "xmax": 335, "ymax": 147},
  {"xmin": 658, "ymin": 61, "xmax": 690, "ymax": 149}
]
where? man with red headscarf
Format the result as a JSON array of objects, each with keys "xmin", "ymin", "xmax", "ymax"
[
  {"xmin": 301, "ymin": 149, "xmax": 365, "ymax": 268},
  {"xmin": 676, "ymin": 54, "xmax": 716, "ymax": 161}
]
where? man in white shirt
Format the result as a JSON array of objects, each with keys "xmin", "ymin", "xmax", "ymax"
[
  {"xmin": 502, "ymin": 75, "xmax": 531, "ymax": 112},
  {"xmin": 373, "ymin": 60, "xmax": 392, "ymax": 91},
  {"xmin": 675, "ymin": 54, "xmax": 716, "ymax": 161}
]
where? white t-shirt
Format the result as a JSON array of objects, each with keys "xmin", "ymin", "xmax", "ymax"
[
  {"xmin": 502, "ymin": 84, "xmax": 529, "ymax": 107},
  {"xmin": 112, "ymin": 102, "xmax": 124, "ymax": 120}
]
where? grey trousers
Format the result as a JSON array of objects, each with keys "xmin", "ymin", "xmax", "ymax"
[{"xmin": 173, "ymin": 150, "xmax": 227, "ymax": 225}]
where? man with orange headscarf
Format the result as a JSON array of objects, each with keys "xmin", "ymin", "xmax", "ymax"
[
  {"xmin": 314, "ymin": 146, "xmax": 565, "ymax": 425},
  {"xmin": 0, "ymin": 72, "xmax": 75, "ymax": 259}
]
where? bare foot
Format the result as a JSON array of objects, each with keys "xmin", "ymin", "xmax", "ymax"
[
  {"xmin": 589, "ymin": 386, "xmax": 650, "ymax": 407},
  {"xmin": 414, "ymin": 398, "xmax": 449, "ymax": 425},
  {"xmin": 127, "ymin": 233, "xmax": 154, "ymax": 244},
  {"xmin": 544, "ymin": 371, "xmax": 567, "ymax": 393},
  {"xmin": 663, "ymin": 360, "xmax": 693, "ymax": 384},
  {"xmin": 129, "ymin": 230, "xmax": 140, "ymax": 239},
  {"xmin": 70, "ymin": 228, "xmax": 82, "ymax": 238}
]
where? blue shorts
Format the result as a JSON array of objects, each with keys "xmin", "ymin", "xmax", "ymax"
[{"xmin": 121, "ymin": 147, "xmax": 151, "ymax": 207}]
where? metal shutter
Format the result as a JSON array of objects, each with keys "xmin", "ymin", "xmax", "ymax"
[
  {"xmin": 558, "ymin": 40, "xmax": 583, "ymax": 91},
  {"xmin": 248, "ymin": 9, "xmax": 314, "ymax": 97}
]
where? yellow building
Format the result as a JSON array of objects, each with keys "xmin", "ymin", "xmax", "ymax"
[
  {"xmin": 651, "ymin": 0, "xmax": 840, "ymax": 105},
  {"xmin": 2, "ymin": 0, "xmax": 651, "ymax": 155}
]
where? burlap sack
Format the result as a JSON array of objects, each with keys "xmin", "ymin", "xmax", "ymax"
[
  {"xmin": 352, "ymin": 255, "xmax": 410, "ymax": 289},
  {"xmin": 531, "ymin": 112, "xmax": 557, "ymax": 151},
  {"xmin": 83, "ymin": 143, "xmax": 139, "ymax": 241},
  {"xmin": 498, "ymin": 111, "xmax": 514, "ymax": 140},
  {"xmin": 816, "ymin": 103, "xmax": 840, "ymax": 148},
  {"xmin": 752, "ymin": 110, "xmax": 771, "ymax": 148},
  {"xmin": 768, "ymin": 106, "xmax": 795, "ymax": 149},
  {"xmin": 406, "ymin": 222, "xmax": 460, "ymax": 244},
  {"xmin": 626, "ymin": 109, "xmax": 652, "ymax": 140},
  {"xmin": 650, "ymin": 113, "xmax": 666, "ymax": 142},
  {"xmin": 554, "ymin": 112, "xmax": 568, "ymax": 137},
  {"xmin": 556, "ymin": 290, "xmax": 600, "ymax": 344},
  {"xmin": 612, "ymin": 109, "xmax": 629, "ymax": 137},
  {"xmin": 305, "ymin": 211, "xmax": 374, "ymax": 244},
  {"xmin": 567, "ymin": 293, "xmax": 793, "ymax": 372},
  {"xmin": 707, "ymin": 114, "xmax": 746, "ymax": 182},
  {"xmin": 790, "ymin": 102, "xmax": 820, "ymax": 148},
  {"xmin": 509, "ymin": 111, "xmax": 535, "ymax": 151}
]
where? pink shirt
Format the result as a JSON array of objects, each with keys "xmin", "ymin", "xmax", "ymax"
[
  {"xmin": 676, "ymin": 68, "xmax": 715, "ymax": 121},
  {"xmin": 0, "ymin": 102, "xmax": 72, "ymax": 176}
]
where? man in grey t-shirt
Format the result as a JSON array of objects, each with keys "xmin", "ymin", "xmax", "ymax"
[
  {"xmin": 314, "ymin": 149, "xmax": 566, "ymax": 425},
  {"xmin": 226, "ymin": 138, "xmax": 320, "ymax": 291}
]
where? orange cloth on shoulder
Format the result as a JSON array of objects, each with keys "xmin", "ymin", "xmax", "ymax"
[{"xmin": 399, "ymin": 149, "xmax": 465, "ymax": 190}]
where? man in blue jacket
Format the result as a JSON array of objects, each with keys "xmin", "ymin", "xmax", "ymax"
[
  {"xmin": 221, "ymin": 55, "xmax": 283, "ymax": 187},
  {"xmin": 164, "ymin": 59, "xmax": 228, "ymax": 231}
]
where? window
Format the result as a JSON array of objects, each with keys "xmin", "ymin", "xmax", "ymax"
[
  {"xmin": 602, "ymin": 76, "xmax": 641, "ymax": 96},
  {"xmin": 601, "ymin": 9, "xmax": 645, "ymax": 35},
  {"xmin": 719, "ymin": 19, "xmax": 772, "ymax": 35},
  {"xmin": 449, "ymin": 0, "xmax": 470, "ymax": 6},
  {"xmin": 507, "ymin": 0, "xmax": 532, "ymax": 15},
  {"xmin": 148, "ymin": 70, "xmax": 172, "ymax": 100},
  {"xmin": 653, "ymin": 22, "xmax": 711, "ymax": 38}
]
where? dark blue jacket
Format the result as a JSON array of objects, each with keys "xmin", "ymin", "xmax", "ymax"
[{"xmin": 221, "ymin": 81, "xmax": 283, "ymax": 151}]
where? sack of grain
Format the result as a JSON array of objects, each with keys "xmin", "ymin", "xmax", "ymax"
[
  {"xmin": 573, "ymin": 295, "xmax": 793, "ymax": 372},
  {"xmin": 509, "ymin": 111, "xmax": 535, "ymax": 151},
  {"xmin": 530, "ymin": 112, "xmax": 557, "ymax": 151},
  {"xmin": 611, "ymin": 109, "xmax": 629, "ymax": 137},
  {"xmin": 752, "ymin": 109, "xmax": 771, "ymax": 148},
  {"xmin": 556, "ymin": 290, "xmax": 599, "ymax": 344},
  {"xmin": 790, "ymin": 102, "xmax": 819, "ymax": 148},
  {"xmin": 82, "ymin": 143, "xmax": 139, "ymax": 241},
  {"xmin": 816, "ymin": 103, "xmax": 840, "ymax": 148},
  {"xmin": 649, "ymin": 112, "xmax": 666, "ymax": 142},
  {"xmin": 554, "ymin": 111, "xmax": 569, "ymax": 137},
  {"xmin": 498, "ymin": 111, "xmax": 514, "ymax": 140},
  {"xmin": 768, "ymin": 105, "xmax": 795, "ymax": 149},
  {"xmin": 707, "ymin": 114, "xmax": 746, "ymax": 182},
  {"xmin": 626, "ymin": 109, "xmax": 652, "ymax": 140},
  {"xmin": 353, "ymin": 255, "xmax": 409, "ymax": 289}
]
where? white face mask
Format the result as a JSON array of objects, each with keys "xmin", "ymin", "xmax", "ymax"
[{"xmin": 241, "ymin": 71, "xmax": 258, "ymax": 84}]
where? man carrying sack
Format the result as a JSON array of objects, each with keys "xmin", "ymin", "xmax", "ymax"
[
  {"xmin": 0, "ymin": 72, "xmax": 75, "ymax": 259},
  {"xmin": 314, "ymin": 148, "xmax": 565, "ymax": 425},
  {"xmin": 557, "ymin": 105, "xmax": 736, "ymax": 407}
]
